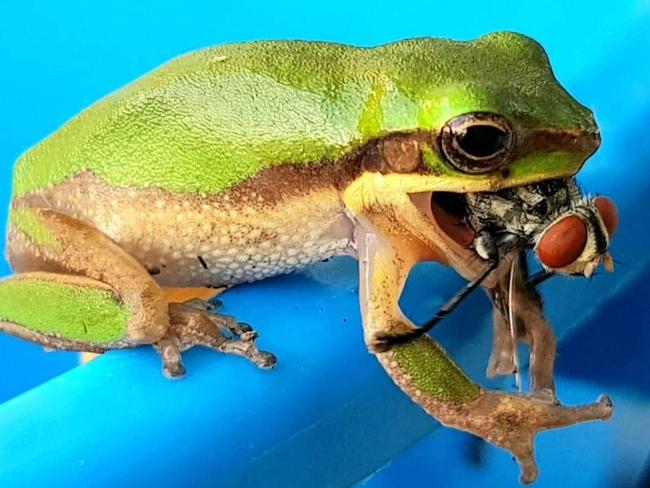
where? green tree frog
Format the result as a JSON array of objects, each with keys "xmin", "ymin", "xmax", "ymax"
[{"xmin": 0, "ymin": 32, "xmax": 616, "ymax": 482}]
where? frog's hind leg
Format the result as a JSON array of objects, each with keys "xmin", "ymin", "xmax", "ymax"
[
  {"xmin": 155, "ymin": 302, "xmax": 277, "ymax": 378},
  {"xmin": 6, "ymin": 208, "xmax": 275, "ymax": 375},
  {"xmin": 0, "ymin": 272, "xmax": 131, "ymax": 352},
  {"xmin": 7, "ymin": 207, "xmax": 169, "ymax": 346}
]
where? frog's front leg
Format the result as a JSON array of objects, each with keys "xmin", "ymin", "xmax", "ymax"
[
  {"xmin": 2, "ymin": 208, "xmax": 275, "ymax": 376},
  {"xmin": 355, "ymin": 217, "xmax": 612, "ymax": 483}
]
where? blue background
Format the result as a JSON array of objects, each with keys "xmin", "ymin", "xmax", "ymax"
[{"xmin": 1, "ymin": 1, "xmax": 650, "ymax": 487}]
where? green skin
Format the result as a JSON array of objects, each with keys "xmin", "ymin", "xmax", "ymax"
[{"xmin": 1, "ymin": 32, "xmax": 612, "ymax": 483}]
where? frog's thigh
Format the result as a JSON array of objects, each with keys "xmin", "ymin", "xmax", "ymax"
[
  {"xmin": 356, "ymin": 221, "xmax": 612, "ymax": 484},
  {"xmin": 8, "ymin": 207, "xmax": 168, "ymax": 344},
  {"xmin": 0, "ymin": 272, "xmax": 128, "ymax": 351}
]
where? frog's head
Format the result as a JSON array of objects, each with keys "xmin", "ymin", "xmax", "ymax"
[
  {"xmin": 387, "ymin": 31, "xmax": 600, "ymax": 193},
  {"xmin": 360, "ymin": 32, "xmax": 606, "ymax": 277}
]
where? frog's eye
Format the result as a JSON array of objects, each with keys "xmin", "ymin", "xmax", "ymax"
[{"xmin": 439, "ymin": 113, "xmax": 515, "ymax": 174}]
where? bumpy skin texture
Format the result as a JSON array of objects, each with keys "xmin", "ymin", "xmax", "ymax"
[
  {"xmin": 12, "ymin": 33, "xmax": 597, "ymax": 197},
  {"xmin": 1, "ymin": 32, "xmax": 611, "ymax": 483}
]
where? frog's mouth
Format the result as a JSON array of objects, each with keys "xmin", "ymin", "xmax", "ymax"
[
  {"xmin": 409, "ymin": 191, "xmax": 482, "ymax": 268},
  {"xmin": 408, "ymin": 190, "xmax": 493, "ymax": 277},
  {"xmin": 429, "ymin": 192, "xmax": 476, "ymax": 249}
]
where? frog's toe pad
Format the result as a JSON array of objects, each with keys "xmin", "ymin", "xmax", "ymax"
[
  {"xmin": 253, "ymin": 350, "xmax": 278, "ymax": 369},
  {"xmin": 163, "ymin": 361, "xmax": 187, "ymax": 379}
]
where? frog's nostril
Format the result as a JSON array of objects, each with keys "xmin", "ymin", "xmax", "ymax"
[
  {"xmin": 537, "ymin": 215, "xmax": 588, "ymax": 269},
  {"xmin": 594, "ymin": 196, "xmax": 618, "ymax": 238}
]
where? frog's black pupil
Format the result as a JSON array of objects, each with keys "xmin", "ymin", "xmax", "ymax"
[{"xmin": 457, "ymin": 125, "xmax": 508, "ymax": 158}]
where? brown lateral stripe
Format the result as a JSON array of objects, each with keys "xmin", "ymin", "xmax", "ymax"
[
  {"xmin": 516, "ymin": 128, "xmax": 601, "ymax": 158},
  {"xmin": 13, "ymin": 127, "xmax": 598, "ymax": 210}
]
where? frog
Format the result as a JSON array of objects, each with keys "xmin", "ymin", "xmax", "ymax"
[{"xmin": 0, "ymin": 32, "xmax": 615, "ymax": 482}]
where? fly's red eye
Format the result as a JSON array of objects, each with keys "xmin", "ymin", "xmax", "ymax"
[
  {"xmin": 537, "ymin": 215, "xmax": 588, "ymax": 269},
  {"xmin": 594, "ymin": 196, "xmax": 618, "ymax": 237}
]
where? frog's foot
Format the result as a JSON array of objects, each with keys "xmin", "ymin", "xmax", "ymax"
[
  {"xmin": 180, "ymin": 298, "xmax": 257, "ymax": 337},
  {"xmin": 454, "ymin": 391, "xmax": 613, "ymax": 483},
  {"xmin": 154, "ymin": 303, "xmax": 277, "ymax": 378}
]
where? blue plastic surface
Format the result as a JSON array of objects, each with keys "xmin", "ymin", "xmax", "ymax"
[{"xmin": 1, "ymin": 1, "xmax": 650, "ymax": 487}]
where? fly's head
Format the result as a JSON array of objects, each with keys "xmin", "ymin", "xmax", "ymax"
[{"xmin": 463, "ymin": 178, "xmax": 618, "ymax": 277}]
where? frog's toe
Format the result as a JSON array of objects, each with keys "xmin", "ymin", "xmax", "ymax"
[
  {"xmin": 225, "ymin": 320, "xmax": 256, "ymax": 338},
  {"xmin": 208, "ymin": 296, "xmax": 224, "ymax": 312},
  {"xmin": 251, "ymin": 350, "xmax": 277, "ymax": 369},
  {"xmin": 163, "ymin": 361, "xmax": 187, "ymax": 379},
  {"xmin": 154, "ymin": 335, "xmax": 187, "ymax": 379},
  {"xmin": 182, "ymin": 298, "xmax": 221, "ymax": 313}
]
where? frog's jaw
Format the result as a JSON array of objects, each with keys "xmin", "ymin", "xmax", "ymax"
[{"xmin": 342, "ymin": 146, "xmax": 585, "ymax": 216}]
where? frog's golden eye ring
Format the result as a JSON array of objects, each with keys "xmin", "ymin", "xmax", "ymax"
[{"xmin": 439, "ymin": 112, "xmax": 515, "ymax": 174}]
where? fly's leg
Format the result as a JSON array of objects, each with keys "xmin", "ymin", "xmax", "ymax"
[
  {"xmin": 486, "ymin": 287, "xmax": 518, "ymax": 377},
  {"xmin": 487, "ymin": 253, "xmax": 557, "ymax": 400},
  {"xmin": 512, "ymin": 269, "xmax": 557, "ymax": 399}
]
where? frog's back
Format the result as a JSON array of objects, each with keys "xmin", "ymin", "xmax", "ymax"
[
  {"xmin": 12, "ymin": 34, "xmax": 580, "ymax": 199},
  {"xmin": 12, "ymin": 41, "xmax": 391, "ymax": 198}
]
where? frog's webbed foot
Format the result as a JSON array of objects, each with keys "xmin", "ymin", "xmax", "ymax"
[
  {"xmin": 181, "ymin": 297, "xmax": 257, "ymax": 337},
  {"xmin": 154, "ymin": 302, "xmax": 277, "ymax": 378},
  {"xmin": 455, "ymin": 390, "xmax": 613, "ymax": 483}
]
